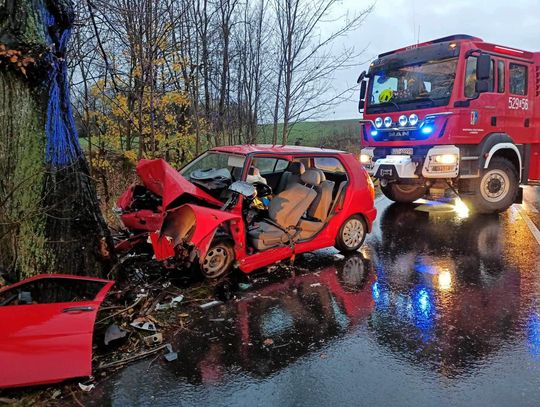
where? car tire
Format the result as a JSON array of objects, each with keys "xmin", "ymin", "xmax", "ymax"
[
  {"xmin": 335, "ymin": 215, "xmax": 367, "ymax": 252},
  {"xmin": 201, "ymin": 238, "xmax": 235, "ymax": 279},
  {"xmin": 380, "ymin": 183, "xmax": 426, "ymax": 203},
  {"xmin": 462, "ymin": 157, "xmax": 518, "ymax": 214}
]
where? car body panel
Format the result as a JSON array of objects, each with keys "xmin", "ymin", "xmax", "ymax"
[
  {"xmin": 136, "ymin": 159, "xmax": 223, "ymax": 209},
  {"xmin": 153, "ymin": 204, "xmax": 241, "ymax": 262},
  {"xmin": 0, "ymin": 274, "xmax": 114, "ymax": 389}
]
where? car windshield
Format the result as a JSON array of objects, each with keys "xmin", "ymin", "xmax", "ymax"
[
  {"xmin": 180, "ymin": 151, "xmax": 246, "ymax": 181},
  {"xmin": 367, "ymin": 57, "xmax": 458, "ymax": 114}
]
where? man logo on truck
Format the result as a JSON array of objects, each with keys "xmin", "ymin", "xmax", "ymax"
[{"xmin": 358, "ymin": 34, "xmax": 540, "ymax": 213}]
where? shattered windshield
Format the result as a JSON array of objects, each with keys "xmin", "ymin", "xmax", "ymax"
[
  {"xmin": 180, "ymin": 152, "xmax": 246, "ymax": 181},
  {"xmin": 367, "ymin": 57, "xmax": 458, "ymax": 113}
]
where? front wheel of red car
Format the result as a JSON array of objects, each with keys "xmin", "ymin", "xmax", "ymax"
[
  {"xmin": 201, "ymin": 239, "xmax": 235, "ymax": 279},
  {"xmin": 335, "ymin": 215, "xmax": 367, "ymax": 253}
]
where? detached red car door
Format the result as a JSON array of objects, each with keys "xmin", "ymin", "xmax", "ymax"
[{"xmin": 0, "ymin": 274, "xmax": 114, "ymax": 388}]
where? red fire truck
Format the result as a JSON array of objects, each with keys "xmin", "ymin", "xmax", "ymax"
[{"xmin": 358, "ymin": 34, "xmax": 540, "ymax": 213}]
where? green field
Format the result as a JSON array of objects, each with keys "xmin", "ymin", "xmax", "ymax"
[
  {"xmin": 79, "ymin": 118, "xmax": 362, "ymax": 152},
  {"xmin": 257, "ymin": 118, "xmax": 361, "ymax": 149}
]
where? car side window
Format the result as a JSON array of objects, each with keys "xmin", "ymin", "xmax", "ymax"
[
  {"xmin": 0, "ymin": 278, "xmax": 105, "ymax": 306},
  {"xmin": 314, "ymin": 157, "xmax": 346, "ymax": 174},
  {"xmin": 252, "ymin": 157, "xmax": 289, "ymax": 175},
  {"xmin": 509, "ymin": 63, "xmax": 527, "ymax": 95}
]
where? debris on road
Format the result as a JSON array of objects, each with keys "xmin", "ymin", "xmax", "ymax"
[
  {"xmin": 144, "ymin": 333, "xmax": 163, "ymax": 346},
  {"xmin": 78, "ymin": 382, "xmax": 95, "ymax": 392},
  {"xmin": 130, "ymin": 317, "xmax": 157, "ymax": 332},
  {"xmin": 104, "ymin": 324, "xmax": 128, "ymax": 346},
  {"xmin": 200, "ymin": 300, "xmax": 223, "ymax": 310}
]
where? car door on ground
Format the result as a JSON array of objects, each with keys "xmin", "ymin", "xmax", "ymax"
[{"xmin": 0, "ymin": 274, "xmax": 114, "ymax": 388}]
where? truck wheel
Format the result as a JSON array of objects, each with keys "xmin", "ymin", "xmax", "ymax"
[
  {"xmin": 380, "ymin": 183, "xmax": 426, "ymax": 203},
  {"xmin": 463, "ymin": 157, "xmax": 518, "ymax": 214},
  {"xmin": 201, "ymin": 239, "xmax": 235, "ymax": 279},
  {"xmin": 335, "ymin": 215, "xmax": 367, "ymax": 252}
]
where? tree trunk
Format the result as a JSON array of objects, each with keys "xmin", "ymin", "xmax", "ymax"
[{"xmin": 0, "ymin": 0, "xmax": 113, "ymax": 280}]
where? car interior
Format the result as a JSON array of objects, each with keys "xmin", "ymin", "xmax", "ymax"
[{"xmin": 247, "ymin": 156, "xmax": 349, "ymax": 252}]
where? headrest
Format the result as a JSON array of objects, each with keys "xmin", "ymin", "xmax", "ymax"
[
  {"xmin": 248, "ymin": 166, "xmax": 261, "ymax": 176},
  {"xmin": 301, "ymin": 169, "xmax": 322, "ymax": 186},
  {"xmin": 288, "ymin": 162, "xmax": 305, "ymax": 175},
  {"xmin": 312, "ymin": 168, "xmax": 326, "ymax": 182}
]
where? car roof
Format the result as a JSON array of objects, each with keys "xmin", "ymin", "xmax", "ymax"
[{"xmin": 210, "ymin": 144, "xmax": 346, "ymax": 155}]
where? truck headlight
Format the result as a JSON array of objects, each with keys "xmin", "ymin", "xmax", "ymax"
[
  {"xmin": 374, "ymin": 117, "xmax": 383, "ymax": 128},
  {"xmin": 360, "ymin": 153, "xmax": 372, "ymax": 164},
  {"xmin": 398, "ymin": 115, "xmax": 408, "ymax": 127},
  {"xmin": 434, "ymin": 154, "xmax": 458, "ymax": 164}
]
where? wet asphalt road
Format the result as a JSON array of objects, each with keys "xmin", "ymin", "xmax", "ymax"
[{"xmin": 88, "ymin": 186, "xmax": 540, "ymax": 407}]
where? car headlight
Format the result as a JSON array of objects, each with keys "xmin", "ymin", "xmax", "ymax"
[
  {"xmin": 398, "ymin": 115, "xmax": 408, "ymax": 127},
  {"xmin": 384, "ymin": 116, "xmax": 393, "ymax": 128},
  {"xmin": 374, "ymin": 117, "xmax": 383, "ymax": 128},
  {"xmin": 360, "ymin": 153, "xmax": 372, "ymax": 164},
  {"xmin": 434, "ymin": 154, "xmax": 458, "ymax": 164},
  {"xmin": 409, "ymin": 113, "xmax": 419, "ymax": 126}
]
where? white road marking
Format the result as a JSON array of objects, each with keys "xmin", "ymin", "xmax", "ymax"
[{"xmin": 518, "ymin": 206, "xmax": 540, "ymax": 246}]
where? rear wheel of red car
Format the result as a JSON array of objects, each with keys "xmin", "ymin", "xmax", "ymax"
[
  {"xmin": 335, "ymin": 215, "xmax": 367, "ymax": 252},
  {"xmin": 380, "ymin": 183, "xmax": 426, "ymax": 203},
  {"xmin": 201, "ymin": 239, "xmax": 235, "ymax": 279}
]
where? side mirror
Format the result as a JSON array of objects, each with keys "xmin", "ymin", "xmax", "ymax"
[
  {"xmin": 476, "ymin": 54, "xmax": 491, "ymax": 81},
  {"xmin": 475, "ymin": 79, "xmax": 490, "ymax": 93},
  {"xmin": 358, "ymin": 80, "xmax": 367, "ymax": 112},
  {"xmin": 357, "ymin": 70, "xmax": 367, "ymax": 84},
  {"xmin": 229, "ymin": 181, "xmax": 256, "ymax": 199}
]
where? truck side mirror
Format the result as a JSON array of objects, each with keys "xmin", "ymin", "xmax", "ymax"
[
  {"xmin": 358, "ymin": 80, "xmax": 367, "ymax": 112},
  {"xmin": 476, "ymin": 54, "xmax": 491, "ymax": 81},
  {"xmin": 475, "ymin": 79, "xmax": 490, "ymax": 93}
]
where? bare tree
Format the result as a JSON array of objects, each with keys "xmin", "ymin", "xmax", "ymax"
[{"xmin": 273, "ymin": 0, "xmax": 372, "ymax": 144}]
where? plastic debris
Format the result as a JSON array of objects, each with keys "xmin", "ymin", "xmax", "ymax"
[
  {"xmin": 78, "ymin": 383, "xmax": 95, "ymax": 392},
  {"xmin": 170, "ymin": 295, "xmax": 184, "ymax": 307},
  {"xmin": 333, "ymin": 253, "xmax": 345, "ymax": 260},
  {"xmin": 263, "ymin": 338, "xmax": 274, "ymax": 346},
  {"xmin": 163, "ymin": 344, "xmax": 178, "ymax": 362},
  {"xmin": 104, "ymin": 324, "xmax": 128, "ymax": 346},
  {"xmin": 209, "ymin": 318, "xmax": 225, "ymax": 322},
  {"xmin": 155, "ymin": 303, "xmax": 170, "ymax": 311},
  {"xmin": 200, "ymin": 300, "xmax": 223, "ymax": 310},
  {"xmin": 238, "ymin": 283, "xmax": 251, "ymax": 290},
  {"xmin": 144, "ymin": 333, "xmax": 163, "ymax": 346},
  {"xmin": 130, "ymin": 317, "xmax": 157, "ymax": 332},
  {"xmin": 155, "ymin": 295, "xmax": 184, "ymax": 311},
  {"xmin": 310, "ymin": 283, "xmax": 322, "ymax": 287}
]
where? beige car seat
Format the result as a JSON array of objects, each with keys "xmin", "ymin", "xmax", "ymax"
[{"xmin": 248, "ymin": 168, "xmax": 321, "ymax": 251}]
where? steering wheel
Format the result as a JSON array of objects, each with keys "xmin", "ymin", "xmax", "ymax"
[{"xmin": 253, "ymin": 182, "xmax": 272, "ymax": 198}]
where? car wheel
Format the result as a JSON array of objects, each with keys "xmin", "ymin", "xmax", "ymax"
[
  {"xmin": 335, "ymin": 215, "xmax": 367, "ymax": 252},
  {"xmin": 201, "ymin": 239, "xmax": 235, "ymax": 279},
  {"xmin": 380, "ymin": 183, "xmax": 426, "ymax": 203},
  {"xmin": 462, "ymin": 157, "xmax": 518, "ymax": 214}
]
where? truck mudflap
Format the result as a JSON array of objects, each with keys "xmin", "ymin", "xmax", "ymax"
[{"xmin": 151, "ymin": 204, "xmax": 241, "ymax": 263}]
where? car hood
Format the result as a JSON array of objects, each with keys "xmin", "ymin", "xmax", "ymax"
[{"xmin": 136, "ymin": 159, "xmax": 223, "ymax": 209}]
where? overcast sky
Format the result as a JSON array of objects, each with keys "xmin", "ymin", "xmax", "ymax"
[{"xmin": 326, "ymin": 0, "xmax": 540, "ymax": 120}]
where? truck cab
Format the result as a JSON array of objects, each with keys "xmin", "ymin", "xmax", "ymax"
[{"xmin": 359, "ymin": 34, "xmax": 540, "ymax": 213}]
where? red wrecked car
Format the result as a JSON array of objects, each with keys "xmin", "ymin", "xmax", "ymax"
[
  {"xmin": 116, "ymin": 145, "xmax": 377, "ymax": 278},
  {"xmin": 0, "ymin": 274, "xmax": 113, "ymax": 388}
]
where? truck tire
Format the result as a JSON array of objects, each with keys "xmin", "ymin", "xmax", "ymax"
[
  {"xmin": 463, "ymin": 156, "xmax": 518, "ymax": 214},
  {"xmin": 380, "ymin": 183, "xmax": 426, "ymax": 203}
]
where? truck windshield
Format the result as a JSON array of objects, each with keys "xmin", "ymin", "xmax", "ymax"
[{"xmin": 367, "ymin": 57, "xmax": 458, "ymax": 114}]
